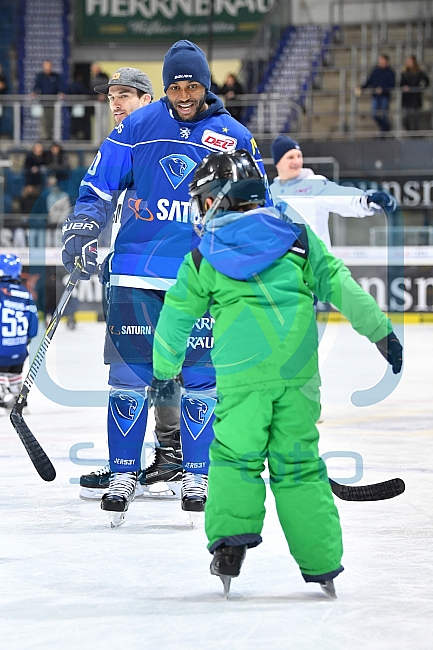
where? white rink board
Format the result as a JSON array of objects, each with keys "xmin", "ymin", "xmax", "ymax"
[{"xmin": 1, "ymin": 322, "xmax": 432, "ymax": 650}]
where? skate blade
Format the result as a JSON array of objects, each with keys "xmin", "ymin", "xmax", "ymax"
[
  {"xmin": 80, "ymin": 483, "xmax": 143, "ymax": 500},
  {"xmin": 220, "ymin": 575, "xmax": 231, "ymax": 599},
  {"xmin": 188, "ymin": 511, "xmax": 204, "ymax": 529},
  {"xmin": 79, "ymin": 487, "xmax": 106, "ymax": 500},
  {"xmin": 109, "ymin": 512, "xmax": 126, "ymax": 528},
  {"xmin": 320, "ymin": 581, "xmax": 337, "ymax": 599},
  {"xmin": 135, "ymin": 481, "xmax": 178, "ymax": 500}
]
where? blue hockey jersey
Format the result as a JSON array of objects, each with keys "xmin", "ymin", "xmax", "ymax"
[
  {"xmin": 74, "ymin": 94, "xmax": 271, "ymax": 286},
  {"xmin": 0, "ymin": 281, "xmax": 38, "ymax": 365}
]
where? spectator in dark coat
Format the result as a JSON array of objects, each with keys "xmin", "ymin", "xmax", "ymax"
[
  {"xmin": 67, "ymin": 73, "xmax": 92, "ymax": 140},
  {"xmin": 32, "ymin": 60, "xmax": 65, "ymax": 140},
  {"xmin": 24, "ymin": 142, "xmax": 49, "ymax": 187},
  {"xmin": 400, "ymin": 55, "xmax": 430, "ymax": 131},
  {"xmin": 220, "ymin": 73, "xmax": 244, "ymax": 122},
  {"xmin": 357, "ymin": 54, "xmax": 396, "ymax": 133},
  {"xmin": 46, "ymin": 142, "xmax": 70, "ymax": 182}
]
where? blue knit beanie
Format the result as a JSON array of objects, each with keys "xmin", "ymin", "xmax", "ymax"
[
  {"xmin": 163, "ymin": 40, "xmax": 210, "ymax": 91},
  {"xmin": 271, "ymin": 135, "xmax": 302, "ymax": 165}
]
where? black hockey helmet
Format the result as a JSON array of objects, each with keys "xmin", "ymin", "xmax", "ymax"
[{"xmin": 189, "ymin": 149, "xmax": 266, "ymax": 236}]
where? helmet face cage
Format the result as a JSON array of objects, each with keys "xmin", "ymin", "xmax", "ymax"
[
  {"xmin": 0, "ymin": 254, "xmax": 22, "ymax": 280},
  {"xmin": 189, "ymin": 149, "xmax": 266, "ymax": 237}
]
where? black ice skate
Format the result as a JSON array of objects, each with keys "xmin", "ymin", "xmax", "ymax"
[
  {"xmin": 320, "ymin": 580, "xmax": 337, "ymax": 599},
  {"xmin": 210, "ymin": 544, "xmax": 247, "ymax": 598},
  {"xmin": 79, "ymin": 465, "xmax": 111, "ymax": 499},
  {"xmin": 138, "ymin": 446, "xmax": 182, "ymax": 498},
  {"xmin": 101, "ymin": 471, "xmax": 138, "ymax": 528},
  {"xmin": 181, "ymin": 472, "xmax": 208, "ymax": 528}
]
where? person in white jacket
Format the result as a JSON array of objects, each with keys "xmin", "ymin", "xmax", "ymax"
[{"xmin": 269, "ymin": 135, "xmax": 397, "ymax": 249}]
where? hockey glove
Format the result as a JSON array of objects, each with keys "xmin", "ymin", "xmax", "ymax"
[
  {"xmin": 365, "ymin": 190, "xmax": 398, "ymax": 214},
  {"xmin": 375, "ymin": 332, "xmax": 403, "ymax": 374},
  {"xmin": 150, "ymin": 377, "xmax": 180, "ymax": 406},
  {"xmin": 61, "ymin": 216, "xmax": 100, "ymax": 279}
]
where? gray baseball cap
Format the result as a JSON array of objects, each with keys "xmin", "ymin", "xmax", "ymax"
[{"xmin": 94, "ymin": 67, "xmax": 154, "ymax": 98}]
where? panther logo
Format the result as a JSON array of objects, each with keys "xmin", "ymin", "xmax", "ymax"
[
  {"xmin": 159, "ymin": 154, "xmax": 197, "ymax": 189},
  {"xmin": 114, "ymin": 393, "xmax": 138, "ymax": 421},
  {"xmin": 167, "ymin": 157, "xmax": 188, "ymax": 179},
  {"xmin": 184, "ymin": 398, "xmax": 208, "ymax": 425}
]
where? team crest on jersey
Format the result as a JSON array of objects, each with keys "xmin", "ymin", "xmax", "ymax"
[
  {"xmin": 202, "ymin": 129, "xmax": 237, "ymax": 152},
  {"xmin": 109, "ymin": 390, "xmax": 146, "ymax": 437},
  {"xmin": 114, "ymin": 122, "xmax": 124, "ymax": 134},
  {"xmin": 182, "ymin": 396, "xmax": 216, "ymax": 440},
  {"xmin": 179, "ymin": 127, "xmax": 191, "ymax": 139},
  {"xmin": 159, "ymin": 154, "xmax": 197, "ymax": 189}
]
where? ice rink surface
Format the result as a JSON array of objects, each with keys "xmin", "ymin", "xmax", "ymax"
[{"xmin": 1, "ymin": 321, "xmax": 432, "ymax": 650}]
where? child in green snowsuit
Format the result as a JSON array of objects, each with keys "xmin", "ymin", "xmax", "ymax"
[{"xmin": 152, "ymin": 150, "xmax": 402, "ymax": 597}]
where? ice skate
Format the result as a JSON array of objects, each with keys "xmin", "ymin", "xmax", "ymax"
[
  {"xmin": 181, "ymin": 472, "xmax": 207, "ymax": 528},
  {"xmin": 138, "ymin": 446, "xmax": 182, "ymax": 498},
  {"xmin": 320, "ymin": 580, "xmax": 337, "ymax": 599},
  {"xmin": 101, "ymin": 471, "xmax": 138, "ymax": 528},
  {"xmin": 210, "ymin": 544, "xmax": 247, "ymax": 598}
]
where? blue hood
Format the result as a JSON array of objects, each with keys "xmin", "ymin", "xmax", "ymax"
[{"xmin": 199, "ymin": 208, "xmax": 302, "ymax": 280}]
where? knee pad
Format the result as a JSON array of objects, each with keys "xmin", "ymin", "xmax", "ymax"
[
  {"xmin": 107, "ymin": 387, "xmax": 148, "ymax": 472},
  {"xmin": 180, "ymin": 389, "xmax": 217, "ymax": 475}
]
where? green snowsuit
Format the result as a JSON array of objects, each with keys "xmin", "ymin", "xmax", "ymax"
[{"xmin": 153, "ymin": 208, "xmax": 392, "ymax": 582}]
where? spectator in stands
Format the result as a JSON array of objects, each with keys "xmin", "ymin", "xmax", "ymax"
[
  {"xmin": 18, "ymin": 184, "xmax": 41, "ymax": 215},
  {"xmin": 45, "ymin": 175, "xmax": 71, "ymax": 226},
  {"xmin": 32, "ymin": 60, "xmax": 65, "ymax": 140},
  {"xmin": 46, "ymin": 142, "xmax": 69, "ymax": 182},
  {"xmin": 400, "ymin": 55, "xmax": 430, "ymax": 131},
  {"xmin": 67, "ymin": 73, "xmax": 92, "ymax": 140},
  {"xmin": 0, "ymin": 64, "xmax": 9, "ymax": 137},
  {"xmin": 356, "ymin": 54, "xmax": 395, "ymax": 133},
  {"xmin": 220, "ymin": 73, "xmax": 244, "ymax": 122},
  {"xmin": 210, "ymin": 76, "xmax": 221, "ymax": 95},
  {"xmin": 0, "ymin": 64, "xmax": 8, "ymax": 94},
  {"xmin": 89, "ymin": 63, "xmax": 109, "ymax": 102},
  {"xmin": 24, "ymin": 142, "xmax": 48, "ymax": 187}
]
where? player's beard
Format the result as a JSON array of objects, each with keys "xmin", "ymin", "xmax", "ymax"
[{"xmin": 169, "ymin": 93, "xmax": 207, "ymax": 121}]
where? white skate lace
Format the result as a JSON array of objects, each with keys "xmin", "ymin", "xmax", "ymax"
[
  {"xmin": 92, "ymin": 464, "xmax": 111, "ymax": 477},
  {"xmin": 181, "ymin": 472, "xmax": 208, "ymax": 499},
  {"xmin": 107, "ymin": 472, "xmax": 137, "ymax": 499}
]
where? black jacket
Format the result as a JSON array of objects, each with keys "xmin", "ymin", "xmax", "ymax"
[{"xmin": 400, "ymin": 69, "xmax": 430, "ymax": 108}]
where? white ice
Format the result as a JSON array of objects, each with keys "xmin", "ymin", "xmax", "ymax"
[{"xmin": 1, "ymin": 321, "xmax": 432, "ymax": 650}]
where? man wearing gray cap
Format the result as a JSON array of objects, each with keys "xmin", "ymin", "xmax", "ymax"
[
  {"xmin": 78, "ymin": 67, "xmax": 184, "ymax": 502},
  {"xmin": 94, "ymin": 67, "xmax": 153, "ymax": 125}
]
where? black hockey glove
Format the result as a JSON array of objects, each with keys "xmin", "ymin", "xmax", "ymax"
[
  {"xmin": 150, "ymin": 377, "xmax": 178, "ymax": 406},
  {"xmin": 365, "ymin": 190, "xmax": 398, "ymax": 214},
  {"xmin": 375, "ymin": 332, "xmax": 403, "ymax": 374},
  {"xmin": 61, "ymin": 216, "xmax": 100, "ymax": 280}
]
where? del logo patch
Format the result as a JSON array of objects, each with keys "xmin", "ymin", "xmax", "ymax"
[
  {"xmin": 182, "ymin": 396, "xmax": 216, "ymax": 440},
  {"xmin": 201, "ymin": 129, "xmax": 237, "ymax": 152},
  {"xmin": 159, "ymin": 154, "xmax": 197, "ymax": 189},
  {"xmin": 109, "ymin": 390, "xmax": 146, "ymax": 437}
]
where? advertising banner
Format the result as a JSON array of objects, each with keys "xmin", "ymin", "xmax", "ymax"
[{"xmin": 76, "ymin": 0, "xmax": 276, "ymax": 43}]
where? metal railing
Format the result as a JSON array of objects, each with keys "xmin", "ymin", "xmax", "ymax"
[
  {"xmin": 0, "ymin": 95, "xmax": 111, "ymax": 146},
  {"xmin": 370, "ymin": 226, "xmax": 433, "ymax": 246}
]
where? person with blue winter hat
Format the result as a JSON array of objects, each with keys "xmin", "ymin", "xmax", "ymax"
[
  {"xmin": 61, "ymin": 38, "xmax": 272, "ymax": 528},
  {"xmin": 270, "ymin": 134, "xmax": 397, "ymax": 249}
]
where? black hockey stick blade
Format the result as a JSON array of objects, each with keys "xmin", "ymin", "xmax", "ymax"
[
  {"xmin": 9, "ymin": 259, "xmax": 84, "ymax": 482},
  {"xmin": 329, "ymin": 477, "xmax": 405, "ymax": 501},
  {"xmin": 10, "ymin": 409, "xmax": 56, "ymax": 482}
]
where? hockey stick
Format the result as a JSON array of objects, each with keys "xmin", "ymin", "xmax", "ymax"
[
  {"xmin": 329, "ymin": 477, "xmax": 405, "ymax": 501},
  {"xmin": 10, "ymin": 258, "xmax": 84, "ymax": 482}
]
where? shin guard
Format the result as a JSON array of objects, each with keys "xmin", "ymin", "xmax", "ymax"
[
  {"xmin": 180, "ymin": 390, "xmax": 216, "ymax": 475},
  {"xmin": 108, "ymin": 388, "xmax": 148, "ymax": 472}
]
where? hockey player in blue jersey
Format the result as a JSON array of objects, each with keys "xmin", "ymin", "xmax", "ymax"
[
  {"xmin": 61, "ymin": 40, "xmax": 271, "ymax": 527},
  {"xmin": 0, "ymin": 255, "xmax": 38, "ymax": 409}
]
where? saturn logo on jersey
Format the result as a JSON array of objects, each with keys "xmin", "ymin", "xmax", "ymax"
[
  {"xmin": 109, "ymin": 390, "xmax": 146, "ymax": 437},
  {"xmin": 202, "ymin": 129, "xmax": 237, "ymax": 153},
  {"xmin": 128, "ymin": 197, "xmax": 154, "ymax": 221},
  {"xmin": 182, "ymin": 396, "xmax": 216, "ymax": 440},
  {"xmin": 159, "ymin": 154, "xmax": 197, "ymax": 189}
]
